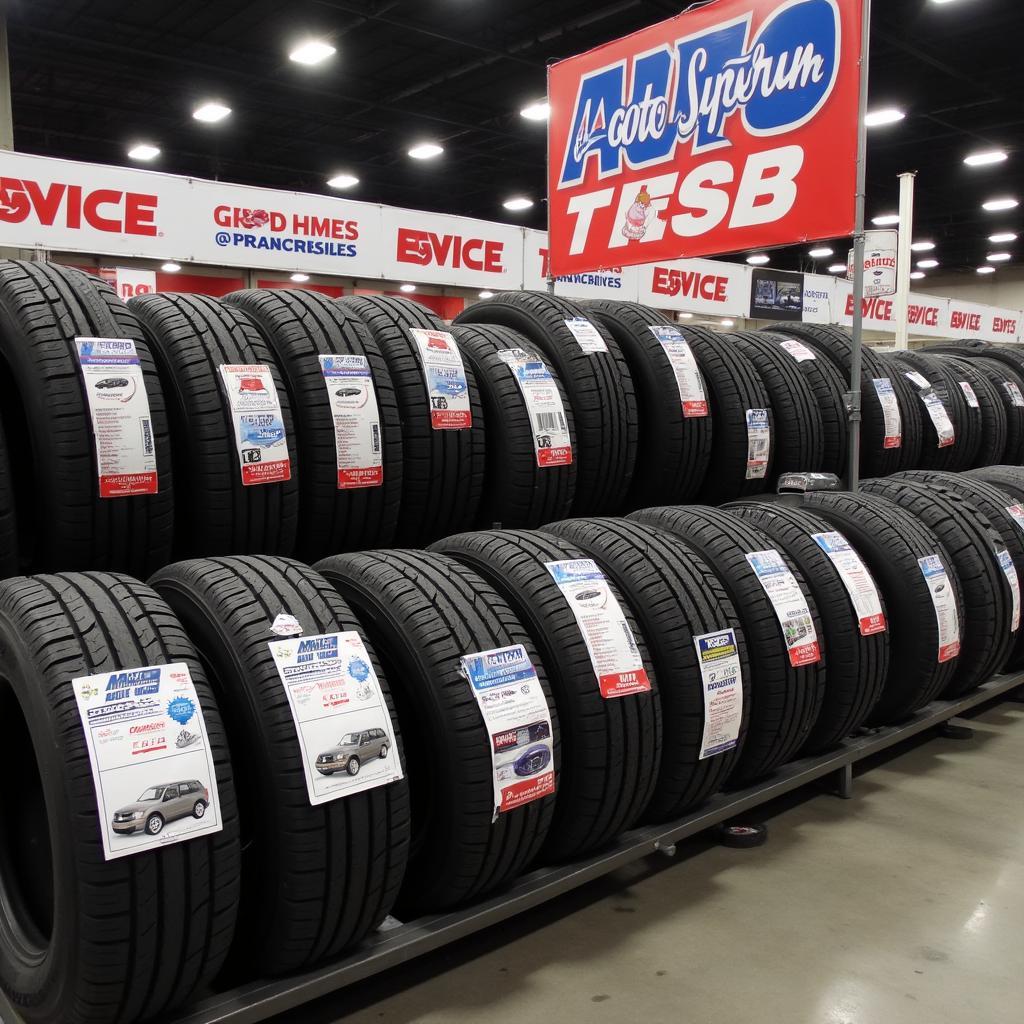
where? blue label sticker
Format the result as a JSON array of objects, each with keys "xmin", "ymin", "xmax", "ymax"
[
  {"xmin": 348, "ymin": 656, "xmax": 370, "ymax": 682},
  {"xmin": 167, "ymin": 696, "xmax": 196, "ymax": 725}
]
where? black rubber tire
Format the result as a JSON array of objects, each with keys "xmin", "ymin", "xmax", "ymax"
[
  {"xmin": 717, "ymin": 822, "xmax": 768, "ymax": 848},
  {"xmin": 315, "ymin": 550, "xmax": 558, "ymax": 914},
  {"xmin": 860, "ymin": 477, "xmax": 1014, "ymax": 696},
  {"xmin": 584, "ymin": 300, "xmax": 712, "ymax": 508},
  {"xmin": 890, "ymin": 470, "xmax": 1024, "ymax": 671},
  {"xmin": 966, "ymin": 464, "xmax": 1024, "ymax": 502},
  {"xmin": 726, "ymin": 500, "xmax": 889, "ymax": 752},
  {"xmin": 970, "ymin": 358, "xmax": 1024, "ymax": 464},
  {"xmin": 150, "ymin": 555, "xmax": 411, "ymax": 975},
  {"xmin": 543, "ymin": 517, "xmax": 750, "ymax": 822},
  {"xmin": 803, "ymin": 490, "xmax": 962, "ymax": 721},
  {"xmin": 454, "ymin": 292, "xmax": 638, "ymax": 515},
  {"xmin": 757, "ymin": 331, "xmax": 849, "ymax": 477},
  {"xmin": 431, "ymin": 530, "xmax": 660, "ymax": 860},
  {"xmin": 130, "ymin": 293, "xmax": 299, "ymax": 557},
  {"xmin": 967, "ymin": 343, "xmax": 1024, "ymax": 384},
  {"xmin": 0, "ymin": 571, "xmax": 240, "ymax": 1024},
  {"xmin": 0, "ymin": 260, "xmax": 174, "ymax": 575},
  {"xmin": 939, "ymin": 356, "xmax": 1008, "ymax": 467},
  {"xmin": 762, "ymin": 324, "xmax": 920, "ymax": 476},
  {"xmin": 729, "ymin": 331, "xmax": 826, "ymax": 474},
  {"xmin": 683, "ymin": 327, "xmax": 775, "ymax": 503},
  {"xmin": 223, "ymin": 289, "xmax": 403, "ymax": 556},
  {"xmin": 0, "ymin": 417, "xmax": 17, "ymax": 578},
  {"xmin": 628, "ymin": 506, "xmax": 825, "ymax": 785},
  {"xmin": 888, "ymin": 351, "xmax": 979, "ymax": 471},
  {"xmin": 338, "ymin": 296, "xmax": 485, "ymax": 545},
  {"xmin": 449, "ymin": 323, "xmax": 577, "ymax": 528}
]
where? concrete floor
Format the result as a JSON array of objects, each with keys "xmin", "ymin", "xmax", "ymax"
[{"xmin": 282, "ymin": 702, "xmax": 1024, "ymax": 1024}]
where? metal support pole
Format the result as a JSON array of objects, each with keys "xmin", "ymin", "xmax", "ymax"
[
  {"xmin": 846, "ymin": 0, "xmax": 873, "ymax": 492},
  {"xmin": 0, "ymin": 15, "xmax": 12, "ymax": 151},
  {"xmin": 833, "ymin": 763, "xmax": 854, "ymax": 800},
  {"xmin": 894, "ymin": 171, "xmax": 916, "ymax": 351}
]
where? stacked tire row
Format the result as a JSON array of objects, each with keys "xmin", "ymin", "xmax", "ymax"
[
  {"xmin": 5, "ymin": 465, "xmax": 1024, "ymax": 1024},
  {"xmin": 3, "ymin": 261, "xmax": 1018, "ymax": 582}
]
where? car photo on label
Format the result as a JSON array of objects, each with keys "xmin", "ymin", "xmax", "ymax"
[
  {"xmin": 111, "ymin": 779, "xmax": 210, "ymax": 836},
  {"xmin": 315, "ymin": 726, "xmax": 390, "ymax": 776}
]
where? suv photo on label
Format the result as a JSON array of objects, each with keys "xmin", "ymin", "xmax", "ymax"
[
  {"xmin": 316, "ymin": 727, "xmax": 389, "ymax": 776},
  {"xmin": 111, "ymin": 779, "xmax": 210, "ymax": 836}
]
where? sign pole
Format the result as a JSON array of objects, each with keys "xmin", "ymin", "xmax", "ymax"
[
  {"xmin": 894, "ymin": 170, "xmax": 917, "ymax": 351},
  {"xmin": 545, "ymin": 63, "xmax": 556, "ymax": 296},
  {"xmin": 847, "ymin": 0, "xmax": 873, "ymax": 492}
]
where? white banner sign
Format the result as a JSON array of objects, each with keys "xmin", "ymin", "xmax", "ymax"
[
  {"xmin": 113, "ymin": 267, "xmax": 156, "ymax": 299},
  {"xmin": 635, "ymin": 257, "xmax": 751, "ymax": 316},
  {"xmin": 522, "ymin": 228, "xmax": 638, "ymax": 301}
]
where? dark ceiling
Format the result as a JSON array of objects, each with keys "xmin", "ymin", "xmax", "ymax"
[{"xmin": 5, "ymin": 0, "xmax": 1024, "ymax": 278}]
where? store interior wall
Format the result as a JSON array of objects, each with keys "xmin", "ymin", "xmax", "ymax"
[{"xmin": 923, "ymin": 267, "xmax": 1024, "ymax": 312}]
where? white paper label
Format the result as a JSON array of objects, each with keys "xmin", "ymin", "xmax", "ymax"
[
  {"xmin": 460, "ymin": 644, "xmax": 556, "ymax": 818},
  {"xmin": 563, "ymin": 317, "xmax": 609, "ymax": 354},
  {"xmin": 319, "ymin": 354, "xmax": 383, "ymax": 488},
  {"xmin": 647, "ymin": 325, "xmax": 709, "ymax": 417},
  {"xmin": 745, "ymin": 550, "xmax": 822, "ymax": 667},
  {"xmin": 745, "ymin": 409, "xmax": 771, "ymax": 479},
  {"xmin": 270, "ymin": 613, "xmax": 303, "ymax": 636},
  {"xmin": 75, "ymin": 337, "xmax": 158, "ymax": 497},
  {"xmin": 545, "ymin": 559, "xmax": 652, "ymax": 698},
  {"xmin": 812, "ymin": 532, "xmax": 887, "ymax": 635},
  {"xmin": 918, "ymin": 554, "xmax": 961, "ymax": 662},
  {"xmin": 872, "ymin": 377, "xmax": 903, "ymax": 448},
  {"xmin": 497, "ymin": 349, "xmax": 573, "ymax": 467},
  {"xmin": 1004, "ymin": 381, "xmax": 1024, "ymax": 408},
  {"xmin": 904, "ymin": 370, "xmax": 931, "ymax": 390},
  {"xmin": 72, "ymin": 662, "xmax": 223, "ymax": 861},
  {"xmin": 693, "ymin": 628, "xmax": 744, "ymax": 759},
  {"xmin": 920, "ymin": 391, "xmax": 956, "ymax": 448},
  {"xmin": 998, "ymin": 549, "xmax": 1021, "ymax": 633},
  {"xmin": 219, "ymin": 364, "xmax": 292, "ymax": 485},
  {"xmin": 1007, "ymin": 504, "xmax": 1024, "ymax": 534},
  {"xmin": 270, "ymin": 632, "xmax": 404, "ymax": 806},
  {"xmin": 778, "ymin": 338, "xmax": 817, "ymax": 362},
  {"xmin": 958, "ymin": 381, "xmax": 980, "ymax": 409},
  {"xmin": 409, "ymin": 329, "xmax": 473, "ymax": 429}
]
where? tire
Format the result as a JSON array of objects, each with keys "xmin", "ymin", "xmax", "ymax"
[
  {"xmin": 966, "ymin": 464, "xmax": 1024, "ymax": 502},
  {"xmin": 891, "ymin": 469, "xmax": 1024, "ymax": 671},
  {"xmin": 683, "ymin": 327, "xmax": 776, "ymax": 503},
  {"xmin": 431, "ymin": 530, "xmax": 660, "ymax": 859},
  {"xmin": 628, "ymin": 505, "xmax": 825, "ymax": 785},
  {"xmin": 542, "ymin": 517, "xmax": 749, "ymax": 822},
  {"xmin": 726, "ymin": 500, "xmax": 889, "ymax": 752},
  {"xmin": 584, "ymin": 300, "xmax": 712, "ymax": 508},
  {"xmin": 449, "ymin": 323, "xmax": 577, "ymax": 528},
  {"xmin": 454, "ymin": 292, "xmax": 638, "ymax": 515},
  {"xmin": 888, "ymin": 351, "xmax": 979, "ymax": 471},
  {"xmin": 0, "ymin": 572, "xmax": 240, "ymax": 1024},
  {"xmin": 130, "ymin": 293, "xmax": 299, "ymax": 557},
  {"xmin": 223, "ymin": 289, "xmax": 403, "ymax": 556},
  {"xmin": 938, "ymin": 356, "xmax": 1008, "ymax": 467},
  {"xmin": 802, "ymin": 490, "xmax": 962, "ymax": 721},
  {"xmin": 0, "ymin": 260, "xmax": 173, "ymax": 575},
  {"xmin": 0, "ymin": 417, "xmax": 17, "ymax": 579},
  {"xmin": 150, "ymin": 555, "xmax": 411, "ymax": 975},
  {"xmin": 145, "ymin": 814, "xmax": 164, "ymax": 836},
  {"xmin": 966, "ymin": 343, "xmax": 1024, "ymax": 383},
  {"xmin": 860, "ymin": 477, "xmax": 1015, "ymax": 695},
  {"xmin": 762, "ymin": 324, "xmax": 920, "ymax": 476},
  {"xmin": 338, "ymin": 296, "xmax": 485, "ymax": 544},
  {"xmin": 315, "ymin": 550, "xmax": 558, "ymax": 914},
  {"xmin": 970, "ymin": 358, "xmax": 1024, "ymax": 464},
  {"xmin": 729, "ymin": 331, "xmax": 826, "ymax": 474},
  {"xmin": 756, "ymin": 330, "xmax": 849, "ymax": 476},
  {"xmin": 193, "ymin": 801, "xmax": 207, "ymax": 819}
]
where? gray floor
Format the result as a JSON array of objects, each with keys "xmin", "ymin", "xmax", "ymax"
[{"xmin": 287, "ymin": 703, "xmax": 1024, "ymax": 1024}]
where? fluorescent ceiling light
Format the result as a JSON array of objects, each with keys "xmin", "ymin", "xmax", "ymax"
[
  {"xmin": 917, "ymin": 259, "xmax": 939, "ymax": 269},
  {"xmin": 503, "ymin": 197, "xmax": 534, "ymax": 212},
  {"xmin": 478, "ymin": 290, "xmax": 494, "ymax": 298},
  {"xmin": 127, "ymin": 143, "xmax": 160, "ymax": 161},
  {"xmin": 326, "ymin": 173, "xmax": 359, "ymax": 189},
  {"xmin": 678, "ymin": 312, "xmax": 694, "ymax": 319},
  {"xmin": 520, "ymin": 101, "xmax": 549, "ymax": 121},
  {"xmin": 910, "ymin": 240, "xmax": 935, "ymax": 252},
  {"xmin": 290, "ymin": 273, "xmax": 310, "ymax": 282},
  {"xmin": 910, "ymin": 271, "xmax": 926, "ymax": 280},
  {"xmin": 987, "ymin": 252, "xmax": 1012, "ymax": 262},
  {"xmin": 828, "ymin": 263, "xmax": 847, "ymax": 273},
  {"xmin": 746, "ymin": 254, "xmax": 770, "ymax": 265},
  {"xmin": 193, "ymin": 101, "xmax": 231, "ymax": 123},
  {"xmin": 872, "ymin": 213, "xmax": 901, "ymax": 226},
  {"xmin": 160, "ymin": 261, "xmax": 181, "ymax": 273},
  {"xmin": 720, "ymin": 319, "xmax": 735, "ymax": 327},
  {"xmin": 408, "ymin": 142, "xmax": 443, "ymax": 160},
  {"xmin": 289, "ymin": 39, "xmax": 336, "ymax": 65},
  {"xmin": 983, "ymin": 197, "xmax": 1018, "ymax": 212},
  {"xmin": 808, "ymin": 247, "xmax": 833, "ymax": 258},
  {"xmin": 400, "ymin": 283, "xmax": 417, "ymax": 293},
  {"xmin": 989, "ymin": 232, "xmax": 1018, "ymax": 243},
  {"xmin": 977, "ymin": 266, "xmax": 997, "ymax": 274},
  {"xmin": 964, "ymin": 149, "xmax": 1007, "ymax": 167},
  {"xmin": 865, "ymin": 108, "xmax": 905, "ymax": 127}
]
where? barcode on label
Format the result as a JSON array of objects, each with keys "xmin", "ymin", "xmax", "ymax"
[
  {"xmin": 536, "ymin": 411, "xmax": 566, "ymax": 433},
  {"xmin": 141, "ymin": 418, "xmax": 154, "ymax": 457},
  {"xmin": 371, "ymin": 423, "xmax": 381, "ymax": 454}
]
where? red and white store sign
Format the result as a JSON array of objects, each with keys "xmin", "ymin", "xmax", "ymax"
[
  {"xmin": 522, "ymin": 228, "xmax": 638, "ymax": 301},
  {"xmin": 546, "ymin": 0, "xmax": 864, "ymax": 274},
  {"xmin": 113, "ymin": 267, "xmax": 156, "ymax": 299},
  {"xmin": 635, "ymin": 257, "xmax": 750, "ymax": 315}
]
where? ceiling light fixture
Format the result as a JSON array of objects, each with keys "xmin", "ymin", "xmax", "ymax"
[
  {"xmin": 520, "ymin": 101, "xmax": 550, "ymax": 121},
  {"xmin": 192, "ymin": 101, "xmax": 231, "ymax": 123},
  {"xmin": 872, "ymin": 213, "xmax": 901, "ymax": 226},
  {"xmin": 987, "ymin": 252, "xmax": 1013, "ymax": 262},
  {"xmin": 678, "ymin": 312, "xmax": 694, "ymax": 319},
  {"xmin": 808, "ymin": 247, "xmax": 833, "ymax": 258},
  {"xmin": 917, "ymin": 259, "xmax": 939, "ymax": 269},
  {"xmin": 989, "ymin": 232, "xmax": 1018, "ymax": 243},
  {"xmin": 127, "ymin": 143, "xmax": 160, "ymax": 161},
  {"xmin": 408, "ymin": 142, "xmax": 443, "ymax": 160},
  {"xmin": 865, "ymin": 108, "xmax": 905, "ymax": 127},
  {"xmin": 828, "ymin": 263, "xmax": 847, "ymax": 274},
  {"xmin": 746, "ymin": 254, "xmax": 770, "ymax": 265},
  {"xmin": 288, "ymin": 39, "xmax": 336, "ymax": 65},
  {"xmin": 478, "ymin": 290, "xmax": 494, "ymax": 299},
  {"xmin": 978, "ymin": 266, "xmax": 997, "ymax": 274},
  {"xmin": 910, "ymin": 240, "xmax": 935, "ymax": 252},
  {"xmin": 160, "ymin": 262, "xmax": 181, "ymax": 273},
  {"xmin": 290, "ymin": 273, "xmax": 310, "ymax": 282},
  {"xmin": 503, "ymin": 197, "xmax": 534, "ymax": 211},
  {"xmin": 720, "ymin": 319, "xmax": 735, "ymax": 327},
  {"xmin": 326, "ymin": 172, "xmax": 359, "ymax": 189},
  {"xmin": 983, "ymin": 197, "xmax": 1019, "ymax": 212},
  {"xmin": 910, "ymin": 271, "xmax": 926, "ymax": 280},
  {"xmin": 964, "ymin": 149, "xmax": 1008, "ymax": 167},
  {"xmin": 400, "ymin": 283, "xmax": 417, "ymax": 293}
]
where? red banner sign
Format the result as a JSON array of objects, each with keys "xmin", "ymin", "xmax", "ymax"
[{"xmin": 547, "ymin": 0, "xmax": 863, "ymax": 275}]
